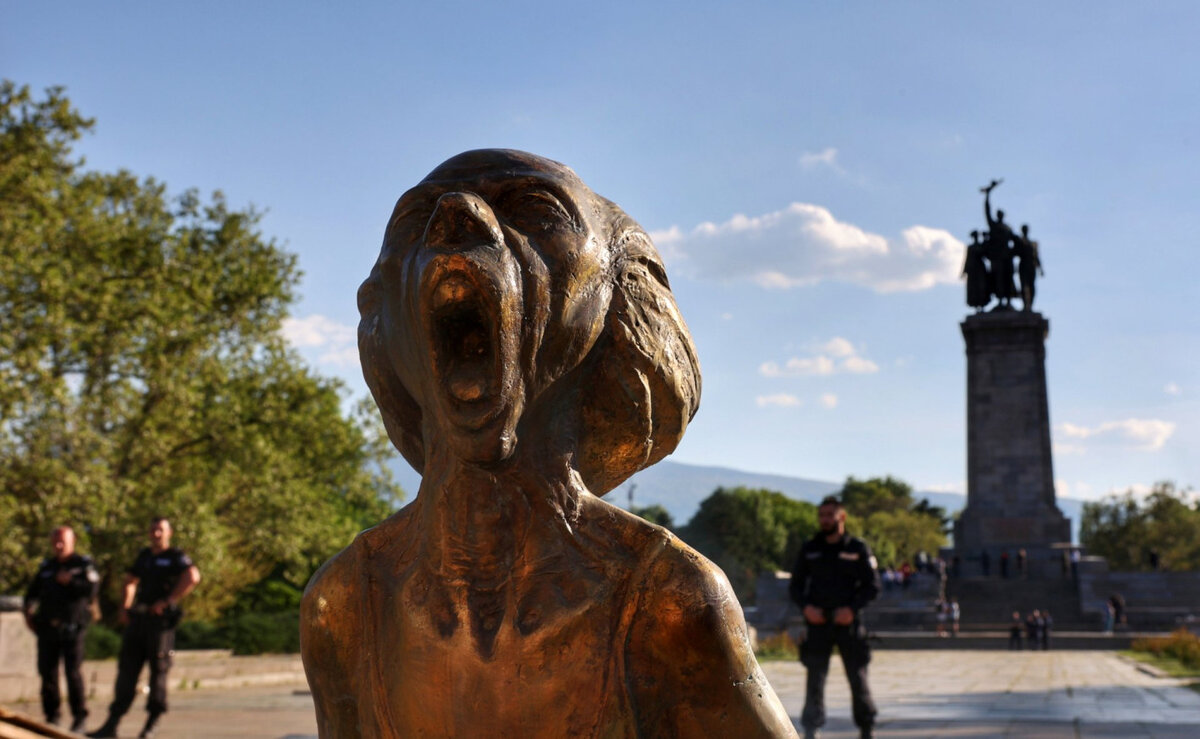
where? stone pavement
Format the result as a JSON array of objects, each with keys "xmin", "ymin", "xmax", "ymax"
[
  {"xmin": 761, "ymin": 649, "xmax": 1200, "ymax": 738},
  {"xmin": 6, "ymin": 651, "xmax": 1200, "ymax": 737}
]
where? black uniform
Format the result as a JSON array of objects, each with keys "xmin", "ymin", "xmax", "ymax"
[
  {"xmin": 789, "ymin": 532, "xmax": 882, "ymax": 733},
  {"xmin": 23, "ymin": 554, "xmax": 100, "ymax": 724},
  {"xmin": 108, "ymin": 547, "xmax": 193, "ymax": 720}
]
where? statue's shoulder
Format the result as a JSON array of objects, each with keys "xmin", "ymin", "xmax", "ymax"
[
  {"xmin": 301, "ymin": 534, "xmax": 365, "ymax": 650},
  {"xmin": 636, "ymin": 529, "xmax": 739, "ymax": 621},
  {"xmin": 300, "ymin": 508, "xmax": 417, "ymax": 733},
  {"xmin": 613, "ymin": 512, "xmax": 799, "ymax": 736},
  {"xmin": 301, "ymin": 507, "xmax": 415, "ymax": 648}
]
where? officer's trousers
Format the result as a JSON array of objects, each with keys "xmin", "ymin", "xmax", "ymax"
[
  {"xmin": 36, "ymin": 625, "xmax": 87, "ymax": 722},
  {"xmin": 799, "ymin": 622, "xmax": 876, "ymax": 730},
  {"xmin": 109, "ymin": 616, "xmax": 175, "ymax": 718}
]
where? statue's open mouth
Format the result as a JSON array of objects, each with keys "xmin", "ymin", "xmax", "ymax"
[
  {"xmin": 424, "ymin": 266, "xmax": 507, "ymax": 430},
  {"xmin": 432, "ymin": 276, "xmax": 492, "ymax": 403}
]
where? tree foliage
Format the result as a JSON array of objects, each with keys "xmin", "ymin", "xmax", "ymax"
[
  {"xmin": 0, "ymin": 82, "xmax": 403, "ymax": 618},
  {"xmin": 837, "ymin": 476, "xmax": 947, "ymax": 567},
  {"xmin": 1081, "ymin": 481, "xmax": 1199, "ymax": 572},
  {"xmin": 679, "ymin": 487, "xmax": 817, "ymax": 603},
  {"xmin": 630, "ymin": 504, "xmax": 674, "ymax": 530}
]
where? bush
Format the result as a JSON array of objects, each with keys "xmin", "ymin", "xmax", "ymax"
[
  {"xmin": 1132, "ymin": 629, "xmax": 1200, "ymax": 670},
  {"xmin": 175, "ymin": 619, "xmax": 227, "ymax": 650},
  {"xmin": 84, "ymin": 623, "xmax": 122, "ymax": 660},
  {"xmin": 221, "ymin": 611, "xmax": 301, "ymax": 655}
]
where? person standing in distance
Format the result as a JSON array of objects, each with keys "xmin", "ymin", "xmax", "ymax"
[
  {"xmin": 89, "ymin": 517, "xmax": 200, "ymax": 739},
  {"xmin": 23, "ymin": 526, "xmax": 100, "ymax": 731},
  {"xmin": 789, "ymin": 496, "xmax": 882, "ymax": 739}
]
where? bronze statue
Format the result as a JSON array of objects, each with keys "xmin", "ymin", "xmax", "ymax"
[
  {"xmin": 300, "ymin": 150, "xmax": 797, "ymax": 738},
  {"xmin": 981, "ymin": 180, "xmax": 1016, "ymax": 307},
  {"xmin": 961, "ymin": 229, "xmax": 990, "ymax": 312},
  {"xmin": 1014, "ymin": 224, "xmax": 1044, "ymax": 311}
]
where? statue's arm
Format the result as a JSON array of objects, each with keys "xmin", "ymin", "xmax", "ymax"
[
  {"xmin": 625, "ymin": 547, "xmax": 799, "ymax": 738},
  {"xmin": 983, "ymin": 190, "xmax": 995, "ymax": 228},
  {"xmin": 301, "ymin": 549, "xmax": 365, "ymax": 738}
]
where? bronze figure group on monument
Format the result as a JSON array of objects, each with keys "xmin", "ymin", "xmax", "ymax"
[{"xmin": 962, "ymin": 179, "xmax": 1044, "ymax": 312}]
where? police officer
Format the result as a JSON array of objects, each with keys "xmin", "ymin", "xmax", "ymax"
[
  {"xmin": 89, "ymin": 517, "xmax": 200, "ymax": 739},
  {"xmin": 23, "ymin": 526, "xmax": 100, "ymax": 731},
  {"xmin": 789, "ymin": 496, "xmax": 881, "ymax": 739}
]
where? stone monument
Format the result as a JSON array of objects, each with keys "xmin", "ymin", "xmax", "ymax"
[
  {"xmin": 954, "ymin": 181, "xmax": 1070, "ymax": 575},
  {"xmin": 300, "ymin": 150, "xmax": 796, "ymax": 737}
]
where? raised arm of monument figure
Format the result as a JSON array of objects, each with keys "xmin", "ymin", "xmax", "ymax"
[{"xmin": 981, "ymin": 178, "xmax": 1002, "ymax": 227}]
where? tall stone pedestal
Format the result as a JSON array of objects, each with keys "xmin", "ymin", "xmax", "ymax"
[{"xmin": 954, "ymin": 310, "xmax": 1071, "ymax": 577}]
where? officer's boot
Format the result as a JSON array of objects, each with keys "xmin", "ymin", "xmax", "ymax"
[
  {"xmin": 803, "ymin": 729, "xmax": 820, "ymax": 739},
  {"xmin": 70, "ymin": 714, "xmax": 89, "ymax": 733},
  {"xmin": 137, "ymin": 713, "xmax": 162, "ymax": 739},
  {"xmin": 85, "ymin": 715, "xmax": 120, "ymax": 738}
]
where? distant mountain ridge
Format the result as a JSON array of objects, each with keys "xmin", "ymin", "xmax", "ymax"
[{"xmin": 385, "ymin": 457, "xmax": 1084, "ymax": 541}]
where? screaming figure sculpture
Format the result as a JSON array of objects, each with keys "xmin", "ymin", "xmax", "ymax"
[{"xmin": 300, "ymin": 150, "xmax": 797, "ymax": 738}]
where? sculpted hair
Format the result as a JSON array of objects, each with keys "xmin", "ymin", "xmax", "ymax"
[
  {"xmin": 357, "ymin": 154, "xmax": 700, "ymax": 495},
  {"xmin": 575, "ymin": 201, "xmax": 700, "ymax": 494}
]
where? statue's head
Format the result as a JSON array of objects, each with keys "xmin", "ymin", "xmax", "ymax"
[
  {"xmin": 970, "ymin": 229, "xmax": 980, "ymax": 243},
  {"xmin": 1021, "ymin": 224, "xmax": 1029, "ymax": 236},
  {"xmin": 996, "ymin": 208, "xmax": 1006, "ymax": 222},
  {"xmin": 357, "ymin": 150, "xmax": 700, "ymax": 495}
]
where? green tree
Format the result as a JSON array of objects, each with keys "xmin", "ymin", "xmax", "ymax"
[
  {"xmin": 1081, "ymin": 481, "xmax": 1199, "ymax": 572},
  {"xmin": 630, "ymin": 504, "xmax": 675, "ymax": 530},
  {"xmin": 0, "ymin": 82, "xmax": 403, "ymax": 618},
  {"xmin": 679, "ymin": 487, "xmax": 817, "ymax": 603},
  {"xmin": 836, "ymin": 476, "xmax": 946, "ymax": 567}
]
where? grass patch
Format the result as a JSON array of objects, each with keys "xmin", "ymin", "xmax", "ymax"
[
  {"xmin": 1121, "ymin": 650, "xmax": 1200, "ymax": 679},
  {"xmin": 1124, "ymin": 632, "xmax": 1200, "ymax": 693},
  {"xmin": 1130, "ymin": 629, "xmax": 1200, "ymax": 672},
  {"xmin": 754, "ymin": 632, "xmax": 798, "ymax": 662}
]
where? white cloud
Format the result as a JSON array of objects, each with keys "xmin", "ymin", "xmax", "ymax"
[
  {"xmin": 282, "ymin": 315, "xmax": 355, "ymax": 348},
  {"xmin": 760, "ymin": 356, "xmax": 836, "ymax": 377},
  {"xmin": 318, "ymin": 346, "xmax": 362, "ymax": 368},
  {"xmin": 1055, "ymin": 479, "xmax": 1096, "ymax": 500},
  {"xmin": 819, "ymin": 393, "xmax": 838, "ymax": 409},
  {"xmin": 760, "ymin": 337, "xmax": 879, "ymax": 378},
  {"xmin": 756, "ymin": 394, "xmax": 803, "ymax": 408},
  {"xmin": 1165, "ymin": 382, "xmax": 1181, "ymax": 396},
  {"xmin": 820, "ymin": 337, "xmax": 855, "ymax": 358},
  {"xmin": 1056, "ymin": 418, "xmax": 1176, "ymax": 452},
  {"xmin": 841, "ymin": 356, "xmax": 880, "ymax": 374},
  {"xmin": 1052, "ymin": 442, "xmax": 1086, "ymax": 456},
  {"xmin": 650, "ymin": 203, "xmax": 964, "ymax": 293},
  {"xmin": 923, "ymin": 481, "xmax": 965, "ymax": 494},
  {"xmin": 282, "ymin": 315, "xmax": 359, "ymax": 368},
  {"xmin": 799, "ymin": 147, "xmax": 840, "ymax": 170}
]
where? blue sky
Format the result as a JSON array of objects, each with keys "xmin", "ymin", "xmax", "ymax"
[{"xmin": 6, "ymin": 2, "xmax": 1197, "ymax": 502}]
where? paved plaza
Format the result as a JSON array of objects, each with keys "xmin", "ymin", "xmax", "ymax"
[
  {"xmin": 6, "ymin": 650, "xmax": 1200, "ymax": 737},
  {"xmin": 764, "ymin": 650, "xmax": 1200, "ymax": 738}
]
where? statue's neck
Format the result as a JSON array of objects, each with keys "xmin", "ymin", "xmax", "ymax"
[{"xmin": 414, "ymin": 440, "xmax": 584, "ymax": 588}]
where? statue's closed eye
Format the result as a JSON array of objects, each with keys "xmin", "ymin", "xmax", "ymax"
[{"xmin": 501, "ymin": 190, "xmax": 579, "ymax": 235}]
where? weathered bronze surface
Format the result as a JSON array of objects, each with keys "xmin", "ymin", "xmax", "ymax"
[{"xmin": 300, "ymin": 150, "xmax": 797, "ymax": 737}]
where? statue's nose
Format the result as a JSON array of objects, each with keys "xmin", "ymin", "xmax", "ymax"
[{"xmin": 422, "ymin": 192, "xmax": 503, "ymax": 252}]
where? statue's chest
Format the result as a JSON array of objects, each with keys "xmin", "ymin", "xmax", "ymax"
[{"xmin": 365, "ymin": 584, "xmax": 636, "ymax": 737}]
